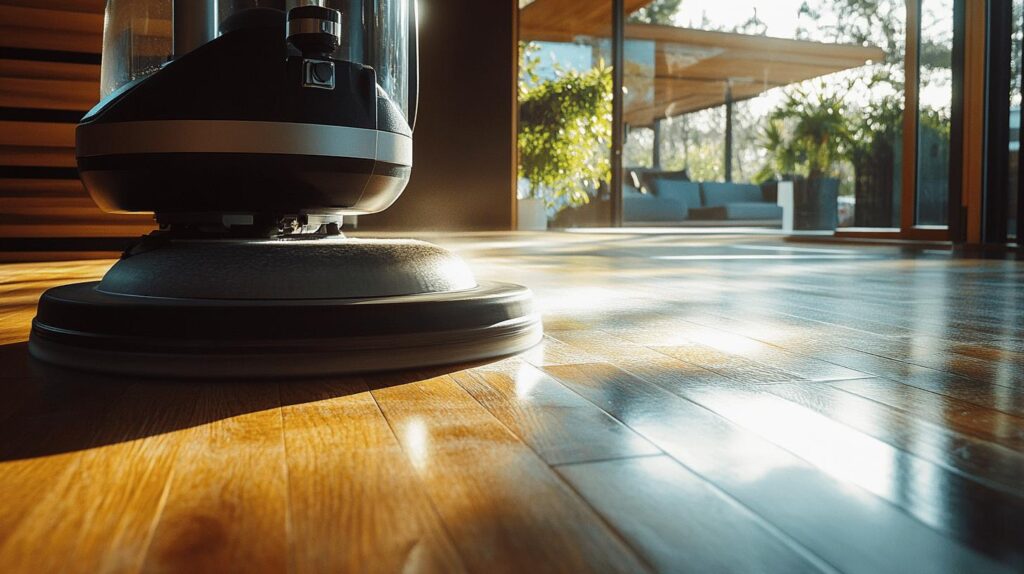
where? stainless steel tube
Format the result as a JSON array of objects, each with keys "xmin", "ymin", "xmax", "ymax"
[
  {"xmin": 173, "ymin": 0, "xmax": 217, "ymax": 58},
  {"xmin": 286, "ymin": 0, "xmax": 326, "ymax": 9}
]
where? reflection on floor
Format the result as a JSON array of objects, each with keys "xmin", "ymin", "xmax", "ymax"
[{"xmin": 0, "ymin": 232, "xmax": 1022, "ymax": 573}]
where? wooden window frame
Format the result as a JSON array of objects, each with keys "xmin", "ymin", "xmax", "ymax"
[{"xmin": 837, "ymin": 0, "xmax": 970, "ymax": 241}]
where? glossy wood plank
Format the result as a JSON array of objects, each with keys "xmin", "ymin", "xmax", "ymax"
[
  {"xmin": 640, "ymin": 321, "xmax": 871, "ymax": 382},
  {"xmin": 546, "ymin": 329, "xmax": 739, "ymax": 389},
  {"xmin": 766, "ymin": 381, "xmax": 1024, "ymax": 497},
  {"xmin": 141, "ymin": 383, "xmax": 288, "ymax": 573},
  {"xmin": 450, "ymin": 362, "xmax": 660, "ymax": 465},
  {"xmin": 369, "ymin": 371, "xmax": 651, "ymax": 573},
  {"xmin": 672, "ymin": 306, "xmax": 1024, "ymax": 413},
  {"xmin": 0, "ymin": 379, "xmax": 128, "ymax": 559},
  {"xmin": 543, "ymin": 362, "xmax": 1007, "ymax": 574},
  {"xmin": 19, "ymin": 381, "xmax": 195, "ymax": 573},
  {"xmin": 693, "ymin": 293, "xmax": 1024, "ymax": 387},
  {"xmin": 519, "ymin": 334, "xmax": 604, "ymax": 367},
  {"xmin": 645, "ymin": 337, "xmax": 804, "ymax": 383},
  {"xmin": 1, "ymin": 232, "xmax": 1024, "ymax": 572},
  {"xmin": 831, "ymin": 378, "xmax": 1024, "ymax": 452},
  {"xmin": 0, "ymin": 259, "xmax": 110, "ymax": 344},
  {"xmin": 557, "ymin": 455, "xmax": 829, "ymax": 573},
  {"xmin": 672, "ymin": 381, "xmax": 1024, "ymax": 565},
  {"xmin": 279, "ymin": 378, "xmax": 464, "ymax": 573}
]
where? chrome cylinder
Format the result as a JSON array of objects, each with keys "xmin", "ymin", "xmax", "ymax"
[{"xmin": 173, "ymin": 0, "xmax": 217, "ymax": 58}]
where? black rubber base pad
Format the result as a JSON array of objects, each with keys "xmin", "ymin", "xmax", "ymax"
[{"xmin": 29, "ymin": 281, "xmax": 542, "ymax": 378}]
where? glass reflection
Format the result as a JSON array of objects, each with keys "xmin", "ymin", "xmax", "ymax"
[{"xmin": 915, "ymin": 0, "xmax": 954, "ymax": 226}]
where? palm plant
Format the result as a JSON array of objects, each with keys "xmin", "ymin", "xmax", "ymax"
[{"xmin": 756, "ymin": 86, "xmax": 852, "ymax": 182}]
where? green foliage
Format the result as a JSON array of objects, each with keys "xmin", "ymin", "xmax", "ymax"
[
  {"xmin": 629, "ymin": 0, "xmax": 683, "ymax": 25},
  {"xmin": 518, "ymin": 42, "xmax": 613, "ymax": 207},
  {"xmin": 767, "ymin": 0, "xmax": 945, "ymax": 195},
  {"xmin": 846, "ymin": 92, "xmax": 903, "ymax": 166},
  {"xmin": 798, "ymin": 0, "xmax": 906, "ymax": 69},
  {"xmin": 755, "ymin": 86, "xmax": 851, "ymax": 182}
]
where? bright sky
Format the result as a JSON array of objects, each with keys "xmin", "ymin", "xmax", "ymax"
[
  {"xmin": 670, "ymin": 0, "xmax": 807, "ymax": 37},
  {"xmin": 527, "ymin": 0, "xmax": 954, "ymax": 113}
]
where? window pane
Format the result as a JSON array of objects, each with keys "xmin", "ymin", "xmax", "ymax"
[
  {"xmin": 1011, "ymin": 0, "xmax": 1023, "ymax": 240},
  {"xmin": 915, "ymin": 0, "xmax": 954, "ymax": 226},
  {"xmin": 517, "ymin": 1, "xmax": 613, "ymax": 229},
  {"xmin": 616, "ymin": 0, "xmax": 905, "ymax": 230}
]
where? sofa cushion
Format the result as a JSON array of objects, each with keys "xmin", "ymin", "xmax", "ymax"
[
  {"xmin": 701, "ymin": 182, "xmax": 764, "ymax": 207},
  {"xmin": 623, "ymin": 184, "xmax": 645, "ymax": 199},
  {"xmin": 634, "ymin": 169, "xmax": 690, "ymax": 192},
  {"xmin": 623, "ymin": 185, "xmax": 688, "ymax": 222},
  {"xmin": 652, "ymin": 179, "xmax": 702, "ymax": 209},
  {"xmin": 726, "ymin": 202, "xmax": 783, "ymax": 220}
]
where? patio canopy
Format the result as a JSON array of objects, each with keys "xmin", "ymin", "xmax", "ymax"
[{"xmin": 520, "ymin": 0, "xmax": 886, "ymax": 127}]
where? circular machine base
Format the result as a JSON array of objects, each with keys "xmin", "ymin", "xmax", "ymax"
[{"xmin": 30, "ymin": 280, "xmax": 541, "ymax": 378}]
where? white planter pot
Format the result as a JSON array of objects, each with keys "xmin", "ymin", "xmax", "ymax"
[{"xmin": 517, "ymin": 198, "xmax": 548, "ymax": 231}]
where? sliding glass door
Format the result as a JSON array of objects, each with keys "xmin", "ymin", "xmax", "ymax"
[
  {"xmin": 516, "ymin": 0, "xmax": 962, "ymax": 236},
  {"xmin": 516, "ymin": 0, "xmax": 614, "ymax": 229},
  {"xmin": 981, "ymin": 0, "xmax": 1022, "ymax": 245},
  {"xmin": 1012, "ymin": 0, "xmax": 1023, "ymax": 242},
  {"xmin": 617, "ymin": 0, "xmax": 906, "ymax": 231},
  {"xmin": 915, "ymin": 0, "xmax": 954, "ymax": 227}
]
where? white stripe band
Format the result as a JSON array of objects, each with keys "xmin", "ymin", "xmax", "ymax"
[
  {"xmin": 77, "ymin": 120, "xmax": 413, "ymax": 166},
  {"xmin": 286, "ymin": 18, "xmax": 341, "ymax": 38}
]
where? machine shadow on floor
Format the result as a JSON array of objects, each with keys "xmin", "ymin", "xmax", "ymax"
[{"xmin": 0, "ymin": 342, "xmax": 497, "ymax": 463}]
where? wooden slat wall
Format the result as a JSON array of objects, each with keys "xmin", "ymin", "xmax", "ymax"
[{"xmin": 0, "ymin": 0, "xmax": 155, "ymax": 242}]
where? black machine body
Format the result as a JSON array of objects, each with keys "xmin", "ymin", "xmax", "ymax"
[
  {"xmin": 29, "ymin": 0, "xmax": 543, "ymax": 378},
  {"xmin": 77, "ymin": 2, "xmax": 418, "ymax": 234}
]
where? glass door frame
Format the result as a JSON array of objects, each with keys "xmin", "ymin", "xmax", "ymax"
[
  {"xmin": 1020, "ymin": 0, "xmax": 1024, "ymax": 247},
  {"xmin": 602, "ymin": 0, "xmax": 966, "ymax": 235},
  {"xmin": 525, "ymin": 0, "xmax": 970, "ymax": 235},
  {"xmin": 980, "ymin": 0, "xmax": 1024, "ymax": 246},
  {"xmin": 610, "ymin": 0, "xmax": 625, "ymax": 226},
  {"xmin": 835, "ymin": 0, "xmax": 964, "ymax": 241}
]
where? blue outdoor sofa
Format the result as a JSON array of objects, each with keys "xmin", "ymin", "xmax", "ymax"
[{"xmin": 623, "ymin": 170, "xmax": 783, "ymax": 223}]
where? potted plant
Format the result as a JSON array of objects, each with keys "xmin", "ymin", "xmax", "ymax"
[
  {"xmin": 756, "ymin": 87, "xmax": 849, "ymax": 230},
  {"xmin": 517, "ymin": 42, "xmax": 613, "ymax": 229}
]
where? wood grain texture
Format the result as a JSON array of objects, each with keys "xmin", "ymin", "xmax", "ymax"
[
  {"xmin": 1, "ymin": 232, "xmax": 1023, "ymax": 572},
  {"xmin": 0, "ymin": 5, "xmax": 103, "ymax": 53},
  {"xmin": 0, "ymin": 0, "xmax": 157, "ymax": 242},
  {"xmin": 450, "ymin": 362, "xmax": 661, "ymax": 465},
  {"xmin": 369, "ymin": 371, "xmax": 650, "ymax": 573},
  {"xmin": 557, "ymin": 455, "xmax": 829, "ymax": 573},
  {"xmin": 143, "ymin": 382, "xmax": 288, "ymax": 573},
  {"xmin": 542, "ymin": 361, "xmax": 1011, "ymax": 574},
  {"xmin": 765, "ymin": 381, "xmax": 1024, "ymax": 496},
  {"xmin": 280, "ymin": 379, "xmax": 464, "ymax": 574}
]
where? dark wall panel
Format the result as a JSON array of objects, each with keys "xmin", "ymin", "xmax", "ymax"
[
  {"xmin": 0, "ymin": 2, "xmax": 156, "ymax": 244},
  {"xmin": 361, "ymin": 0, "xmax": 516, "ymax": 231}
]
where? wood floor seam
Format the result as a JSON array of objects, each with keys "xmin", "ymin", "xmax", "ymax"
[
  {"xmin": 362, "ymin": 376, "xmax": 471, "ymax": 574},
  {"xmin": 4, "ymin": 233, "xmax": 1023, "ymax": 571},
  {"xmin": 275, "ymin": 383, "xmax": 296, "ymax": 574},
  {"xmin": 538, "ymin": 363, "xmax": 847, "ymax": 574}
]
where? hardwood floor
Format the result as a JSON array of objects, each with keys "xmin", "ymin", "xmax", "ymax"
[{"xmin": 0, "ymin": 231, "xmax": 1022, "ymax": 573}]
